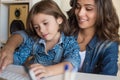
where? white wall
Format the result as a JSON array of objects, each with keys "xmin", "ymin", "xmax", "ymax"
[
  {"xmin": 112, "ymin": 0, "xmax": 120, "ymax": 63},
  {"xmin": 0, "ymin": 4, "xmax": 8, "ymax": 46},
  {"xmin": 59, "ymin": 0, "xmax": 71, "ymax": 17},
  {"xmin": 113, "ymin": 0, "xmax": 120, "ymax": 34},
  {"xmin": 113, "ymin": 0, "xmax": 120, "ymax": 20},
  {"xmin": 0, "ymin": 1, "xmax": 1, "ymax": 47}
]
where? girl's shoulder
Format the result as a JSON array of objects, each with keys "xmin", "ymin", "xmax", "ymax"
[
  {"xmin": 62, "ymin": 34, "xmax": 79, "ymax": 49},
  {"xmin": 62, "ymin": 34, "xmax": 77, "ymax": 43}
]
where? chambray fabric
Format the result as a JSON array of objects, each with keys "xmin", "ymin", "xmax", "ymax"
[
  {"xmin": 75, "ymin": 35, "xmax": 119, "ymax": 76},
  {"xmin": 13, "ymin": 31, "xmax": 80, "ymax": 70},
  {"xmin": 13, "ymin": 31, "xmax": 34, "ymax": 65}
]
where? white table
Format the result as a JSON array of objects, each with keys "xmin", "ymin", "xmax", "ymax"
[
  {"xmin": 45, "ymin": 72, "xmax": 120, "ymax": 80},
  {"xmin": 0, "ymin": 65, "xmax": 119, "ymax": 80}
]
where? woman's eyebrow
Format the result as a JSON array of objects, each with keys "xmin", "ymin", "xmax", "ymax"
[
  {"xmin": 84, "ymin": 4, "xmax": 96, "ymax": 7},
  {"xmin": 77, "ymin": 2, "xmax": 96, "ymax": 7}
]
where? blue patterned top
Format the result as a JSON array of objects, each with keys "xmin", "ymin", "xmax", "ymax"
[{"xmin": 13, "ymin": 31, "xmax": 80, "ymax": 69}]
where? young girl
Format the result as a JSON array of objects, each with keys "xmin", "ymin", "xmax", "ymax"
[{"xmin": 0, "ymin": 0, "xmax": 80, "ymax": 79}]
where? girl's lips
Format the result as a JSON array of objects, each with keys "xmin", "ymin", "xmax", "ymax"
[{"xmin": 42, "ymin": 34, "xmax": 48, "ymax": 38}]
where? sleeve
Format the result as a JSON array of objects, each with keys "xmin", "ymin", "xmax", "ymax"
[
  {"xmin": 12, "ymin": 30, "xmax": 33, "ymax": 65},
  {"xmin": 100, "ymin": 42, "xmax": 119, "ymax": 76},
  {"xmin": 63, "ymin": 36, "xmax": 81, "ymax": 71}
]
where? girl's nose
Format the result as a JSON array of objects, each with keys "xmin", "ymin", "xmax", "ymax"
[{"xmin": 39, "ymin": 25, "xmax": 45, "ymax": 33}]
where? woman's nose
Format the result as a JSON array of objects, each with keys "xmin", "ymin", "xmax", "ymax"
[{"xmin": 78, "ymin": 7, "xmax": 86, "ymax": 17}]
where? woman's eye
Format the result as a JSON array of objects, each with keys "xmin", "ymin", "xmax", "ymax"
[
  {"xmin": 86, "ymin": 7, "xmax": 93, "ymax": 11},
  {"xmin": 75, "ymin": 4, "xmax": 81, "ymax": 9}
]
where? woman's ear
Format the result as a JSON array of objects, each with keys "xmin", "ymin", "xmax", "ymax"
[{"xmin": 57, "ymin": 17, "xmax": 63, "ymax": 24}]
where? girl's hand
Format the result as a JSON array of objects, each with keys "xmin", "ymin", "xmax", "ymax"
[
  {"xmin": 29, "ymin": 62, "xmax": 73, "ymax": 80},
  {"xmin": 29, "ymin": 64, "xmax": 51, "ymax": 80}
]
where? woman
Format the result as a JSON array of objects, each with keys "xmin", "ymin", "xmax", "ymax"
[
  {"xmin": 0, "ymin": 0, "xmax": 120, "ymax": 76},
  {"xmin": 67, "ymin": 0, "xmax": 120, "ymax": 75}
]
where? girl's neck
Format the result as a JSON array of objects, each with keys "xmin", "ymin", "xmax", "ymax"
[
  {"xmin": 45, "ymin": 33, "xmax": 61, "ymax": 52},
  {"xmin": 46, "ymin": 32, "xmax": 61, "ymax": 43}
]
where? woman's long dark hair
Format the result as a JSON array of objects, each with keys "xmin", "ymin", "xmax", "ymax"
[{"xmin": 67, "ymin": 0, "xmax": 120, "ymax": 43}]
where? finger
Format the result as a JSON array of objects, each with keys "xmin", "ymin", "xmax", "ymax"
[
  {"xmin": 1, "ymin": 57, "xmax": 9, "ymax": 70},
  {"xmin": 0, "ymin": 52, "xmax": 1, "ymax": 58},
  {"xmin": 0, "ymin": 50, "xmax": 7, "ymax": 67},
  {"xmin": 0, "ymin": 58, "xmax": 4, "ymax": 72},
  {"xmin": 30, "ymin": 64, "xmax": 44, "ymax": 71},
  {"xmin": 0, "ymin": 54, "xmax": 5, "ymax": 69},
  {"xmin": 0, "ymin": 58, "xmax": 6, "ymax": 72},
  {"xmin": 30, "ymin": 63, "xmax": 42, "ymax": 68},
  {"xmin": 1, "ymin": 56, "xmax": 13, "ymax": 71},
  {"xmin": 34, "ymin": 69, "xmax": 46, "ymax": 75},
  {"xmin": 37, "ymin": 72, "xmax": 46, "ymax": 80}
]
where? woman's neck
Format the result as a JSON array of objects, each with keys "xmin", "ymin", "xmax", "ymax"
[{"xmin": 77, "ymin": 28, "xmax": 95, "ymax": 51}]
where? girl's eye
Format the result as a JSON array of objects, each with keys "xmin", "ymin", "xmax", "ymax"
[
  {"xmin": 43, "ymin": 22, "xmax": 48, "ymax": 25},
  {"xmin": 34, "ymin": 26, "xmax": 39, "ymax": 30},
  {"xmin": 34, "ymin": 27, "xmax": 38, "ymax": 30}
]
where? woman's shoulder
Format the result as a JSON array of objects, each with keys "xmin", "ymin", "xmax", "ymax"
[
  {"xmin": 94, "ymin": 40, "xmax": 119, "ymax": 54},
  {"xmin": 89, "ymin": 35, "xmax": 118, "ymax": 48},
  {"xmin": 98, "ymin": 40, "xmax": 118, "ymax": 47}
]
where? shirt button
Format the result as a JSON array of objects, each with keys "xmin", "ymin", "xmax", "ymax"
[
  {"xmin": 86, "ymin": 62, "xmax": 88, "ymax": 65},
  {"xmin": 95, "ymin": 65, "xmax": 98, "ymax": 67},
  {"xmin": 87, "ymin": 51, "xmax": 90, "ymax": 54}
]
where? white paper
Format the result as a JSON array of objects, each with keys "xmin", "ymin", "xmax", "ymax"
[{"xmin": 0, "ymin": 64, "xmax": 30, "ymax": 80}]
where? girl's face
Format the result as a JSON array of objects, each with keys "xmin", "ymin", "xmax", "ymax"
[
  {"xmin": 75, "ymin": 0, "xmax": 97, "ymax": 29},
  {"xmin": 32, "ymin": 13, "xmax": 62, "ymax": 42}
]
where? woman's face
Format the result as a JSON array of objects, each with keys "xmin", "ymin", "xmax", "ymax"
[{"xmin": 75, "ymin": 0, "xmax": 97, "ymax": 29}]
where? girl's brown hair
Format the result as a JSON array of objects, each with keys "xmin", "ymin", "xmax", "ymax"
[
  {"xmin": 67, "ymin": 0, "xmax": 120, "ymax": 43},
  {"xmin": 26, "ymin": 0, "xmax": 70, "ymax": 38}
]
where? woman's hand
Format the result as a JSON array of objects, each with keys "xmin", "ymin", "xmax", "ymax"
[
  {"xmin": 0, "ymin": 34, "xmax": 24, "ymax": 72},
  {"xmin": 0, "ymin": 46, "xmax": 14, "ymax": 72},
  {"xmin": 29, "ymin": 64, "xmax": 51, "ymax": 80}
]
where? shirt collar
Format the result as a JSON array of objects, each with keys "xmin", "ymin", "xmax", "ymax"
[
  {"xmin": 38, "ymin": 32, "xmax": 65, "ymax": 45},
  {"xmin": 87, "ymin": 35, "xmax": 99, "ymax": 49},
  {"xmin": 75, "ymin": 34, "xmax": 99, "ymax": 50}
]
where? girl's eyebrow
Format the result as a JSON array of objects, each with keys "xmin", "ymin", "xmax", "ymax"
[
  {"xmin": 42, "ymin": 19, "xmax": 46, "ymax": 22},
  {"xmin": 42, "ymin": 18, "xmax": 49, "ymax": 22}
]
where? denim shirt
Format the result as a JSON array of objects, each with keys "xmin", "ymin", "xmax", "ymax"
[
  {"xmin": 13, "ymin": 31, "xmax": 80, "ymax": 70},
  {"xmin": 13, "ymin": 31, "xmax": 34, "ymax": 65},
  {"xmin": 75, "ymin": 35, "xmax": 119, "ymax": 76}
]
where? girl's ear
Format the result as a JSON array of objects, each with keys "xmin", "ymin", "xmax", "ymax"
[{"xmin": 57, "ymin": 17, "xmax": 63, "ymax": 24}]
